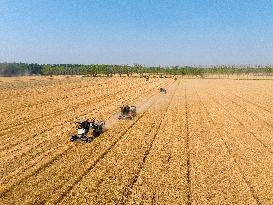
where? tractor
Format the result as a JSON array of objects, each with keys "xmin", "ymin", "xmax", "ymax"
[{"xmin": 118, "ymin": 105, "xmax": 136, "ymax": 120}]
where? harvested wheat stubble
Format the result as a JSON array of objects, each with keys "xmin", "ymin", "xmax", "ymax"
[
  {"xmin": 190, "ymin": 79, "xmax": 273, "ymax": 204},
  {"xmin": 214, "ymin": 92, "xmax": 273, "ymax": 150},
  {"xmin": 203, "ymin": 97, "xmax": 273, "ymax": 204},
  {"xmin": 187, "ymin": 86, "xmax": 258, "ymax": 204}
]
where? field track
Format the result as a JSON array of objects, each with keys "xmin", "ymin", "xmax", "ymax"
[{"xmin": 0, "ymin": 76, "xmax": 273, "ymax": 204}]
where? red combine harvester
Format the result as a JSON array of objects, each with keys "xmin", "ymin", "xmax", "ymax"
[{"xmin": 118, "ymin": 105, "xmax": 136, "ymax": 120}]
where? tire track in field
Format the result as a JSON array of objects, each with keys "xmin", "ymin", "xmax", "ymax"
[
  {"xmin": 210, "ymin": 94, "xmax": 273, "ymax": 155},
  {"xmin": 216, "ymin": 91, "xmax": 273, "ymax": 131},
  {"xmin": 0, "ymin": 143, "xmax": 74, "ymax": 197},
  {"xmin": 0, "ymin": 81, "xmax": 174, "ymax": 194},
  {"xmin": 184, "ymin": 87, "xmax": 192, "ymax": 205},
  {"xmin": 194, "ymin": 89, "xmax": 262, "ymax": 205},
  {"xmin": 215, "ymin": 90, "xmax": 273, "ymax": 136},
  {"xmin": 205, "ymin": 80, "xmax": 273, "ymax": 124},
  {"xmin": 120, "ymin": 80, "xmax": 179, "ymax": 204},
  {"xmin": 234, "ymin": 94, "xmax": 273, "ymax": 115},
  {"xmin": 124, "ymin": 82, "xmax": 187, "ymax": 205}
]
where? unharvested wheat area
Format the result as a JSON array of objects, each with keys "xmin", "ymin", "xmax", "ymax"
[{"xmin": 0, "ymin": 76, "xmax": 273, "ymax": 204}]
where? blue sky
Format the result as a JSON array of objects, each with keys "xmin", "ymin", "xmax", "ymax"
[{"xmin": 0, "ymin": 0, "xmax": 273, "ymax": 66}]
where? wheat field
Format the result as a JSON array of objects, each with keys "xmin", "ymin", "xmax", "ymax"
[{"xmin": 0, "ymin": 76, "xmax": 272, "ymax": 204}]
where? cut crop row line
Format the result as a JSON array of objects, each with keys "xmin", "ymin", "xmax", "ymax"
[
  {"xmin": 235, "ymin": 94, "xmax": 273, "ymax": 114},
  {"xmin": 0, "ymin": 86, "xmax": 145, "ymax": 152},
  {"xmin": 184, "ymin": 87, "xmax": 191, "ymax": 205},
  {"xmin": 194, "ymin": 89, "xmax": 262, "ymax": 205},
  {"xmin": 229, "ymin": 95, "xmax": 273, "ymax": 129},
  {"xmin": 210, "ymin": 93, "xmax": 273, "ymax": 155},
  {"xmin": 229, "ymin": 94, "xmax": 273, "ymax": 127}
]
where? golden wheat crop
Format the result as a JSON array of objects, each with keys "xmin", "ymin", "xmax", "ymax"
[{"xmin": 1, "ymin": 77, "xmax": 273, "ymax": 204}]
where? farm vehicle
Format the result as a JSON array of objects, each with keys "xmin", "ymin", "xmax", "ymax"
[
  {"xmin": 160, "ymin": 88, "xmax": 167, "ymax": 94},
  {"xmin": 70, "ymin": 118, "xmax": 105, "ymax": 142},
  {"xmin": 118, "ymin": 105, "xmax": 137, "ymax": 120}
]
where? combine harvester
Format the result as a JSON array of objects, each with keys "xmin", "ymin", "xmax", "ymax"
[
  {"xmin": 70, "ymin": 118, "xmax": 105, "ymax": 142},
  {"xmin": 70, "ymin": 104, "xmax": 137, "ymax": 142},
  {"xmin": 118, "ymin": 105, "xmax": 137, "ymax": 120},
  {"xmin": 160, "ymin": 87, "xmax": 167, "ymax": 94}
]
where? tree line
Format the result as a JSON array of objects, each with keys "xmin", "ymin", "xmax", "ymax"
[
  {"xmin": 0, "ymin": 63, "xmax": 272, "ymax": 77},
  {"xmin": 0, "ymin": 63, "xmax": 42, "ymax": 76}
]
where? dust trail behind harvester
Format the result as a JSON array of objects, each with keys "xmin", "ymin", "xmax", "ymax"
[{"xmin": 105, "ymin": 80, "xmax": 178, "ymax": 129}]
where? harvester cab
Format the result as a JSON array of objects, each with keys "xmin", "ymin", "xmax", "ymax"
[
  {"xmin": 118, "ymin": 105, "xmax": 136, "ymax": 120},
  {"xmin": 160, "ymin": 88, "xmax": 167, "ymax": 94},
  {"xmin": 70, "ymin": 118, "xmax": 105, "ymax": 142}
]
